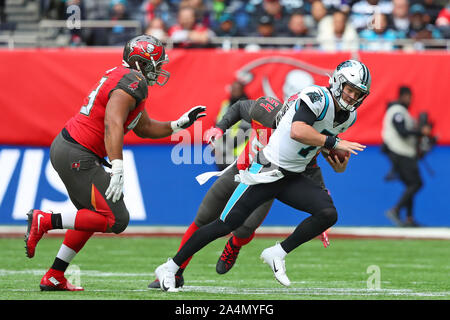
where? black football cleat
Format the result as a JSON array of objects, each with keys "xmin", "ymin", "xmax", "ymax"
[
  {"xmin": 148, "ymin": 275, "xmax": 184, "ymax": 289},
  {"xmin": 216, "ymin": 237, "xmax": 241, "ymax": 275}
]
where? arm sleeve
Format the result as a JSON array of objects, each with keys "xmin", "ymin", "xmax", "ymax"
[
  {"xmin": 392, "ymin": 113, "xmax": 420, "ymax": 137},
  {"xmin": 292, "ymin": 100, "xmax": 317, "ymax": 126},
  {"xmin": 112, "ymin": 70, "xmax": 148, "ymax": 105},
  {"xmin": 216, "ymin": 100, "xmax": 253, "ymax": 132}
]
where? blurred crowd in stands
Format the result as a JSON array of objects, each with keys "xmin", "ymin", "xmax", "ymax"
[{"xmin": 2, "ymin": 0, "xmax": 449, "ymax": 49}]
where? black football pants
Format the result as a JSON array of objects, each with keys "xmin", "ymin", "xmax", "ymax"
[{"xmin": 173, "ymin": 164, "xmax": 337, "ymax": 266}]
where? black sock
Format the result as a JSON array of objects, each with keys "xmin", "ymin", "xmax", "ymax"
[
  {"xmin": 51, "ymin": 213, "xmax": 63, "ymax": 229},
  {"xmin": 51, "ymin": 257, "xmax": 69, "ymax": 272},
  {"xmin": 281, "ymin": 209, "xmax": 337, "ymax": 253},
  {"xmin": 175, "ymin": 268, "xmax": 184, "ymax": 277},
  {"xmin": 173, "ymin": 220, "xmax": 231, "ymax": 266}
]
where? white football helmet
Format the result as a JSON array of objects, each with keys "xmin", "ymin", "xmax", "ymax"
[{"xmin": 329, "ymin": 60, "xmax": 371, "ymax": 112}]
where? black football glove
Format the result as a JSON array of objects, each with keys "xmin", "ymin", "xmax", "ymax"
[{"xmin": 171, "ymin": 106, "xmax": 207, "ymax": 132}]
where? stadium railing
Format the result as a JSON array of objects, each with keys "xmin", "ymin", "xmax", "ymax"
[{"xmin": 0, "ymin": 19, "xmax": 448, "ymax": 51}]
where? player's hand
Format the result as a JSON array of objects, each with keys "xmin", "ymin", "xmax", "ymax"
[
  {"xmin": 105, "ymin": 159, "xmax": 124, "ymax": 203},
  {"xmin": 335, "ymin": 139, "xmax": 366, "ymax": 155},
  {"xmin": 171, "ymin": 106, "xmax": 206, "ymax": 133},
  {"xmin": 325, "ymin": 153, "xmax": 350, "ymax": 173},
  {"xmin": 204, "ymin": 127, "xmax": 224, "ymax": 145}
]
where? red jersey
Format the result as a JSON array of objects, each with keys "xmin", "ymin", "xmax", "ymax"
[
  {"xmin": 236, "ymin": 121, "xmax": 273, "ymax": 171},
  {"xmin": 65, "ymin": 66, "xmax": 148, "ymax": 158}
]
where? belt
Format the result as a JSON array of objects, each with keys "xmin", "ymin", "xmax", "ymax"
[{"xmin": 61, "ymin": 128, "xmax": 112, "ymax": 168}]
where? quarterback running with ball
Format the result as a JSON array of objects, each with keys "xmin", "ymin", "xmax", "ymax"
[
  {"xmin": 155, "ymin": 60, "xmax": 371, "ymax": 291},
  {"xmin": 148, "ymin": 95, "xmax": 333, "ymax": 289}
]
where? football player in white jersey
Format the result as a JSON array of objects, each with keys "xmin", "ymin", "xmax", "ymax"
[{"xmin": 154, "ymin": 60, "xmax": 371, "ymax": 291}]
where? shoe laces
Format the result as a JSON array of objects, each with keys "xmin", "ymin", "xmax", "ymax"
[{"xmin": 220, "ymin": 240, "xmax": 241, "ymax": 263}]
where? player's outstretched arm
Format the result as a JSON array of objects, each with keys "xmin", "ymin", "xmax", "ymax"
[
  {"xmin": 133, "ymin": 106, "xmax": 206, "ymax": 139},
  {"xmin": 204, "ymin": 100, "xmax": 253, "ymax": 144},
  {"xmin": 133, "ymin": 109, "xmax": 173, "ymax": 139}
]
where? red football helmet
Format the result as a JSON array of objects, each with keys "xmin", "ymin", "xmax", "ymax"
[{"xmin": 123, "ymin": 35, "xmax": 170, "ymax": 86}]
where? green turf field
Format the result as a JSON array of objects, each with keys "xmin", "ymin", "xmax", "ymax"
[{"xmin": 0, "ymin": 236, "xmax": 449, "ymax": 300}]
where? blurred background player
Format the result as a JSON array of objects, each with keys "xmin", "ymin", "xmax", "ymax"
[
  {"xmin": 148, "ymin": 95, "xmax": 331, "ymax": 289},
  {"xmin": 382, "ymin": 86, "xmax": 433, "ymax": 227},
  {"xmin": 154, "ymin": 60, "xmax": 370, "ymax": 291},
  {"xmin": 24, "ymin": 35, "xmax": 206, "ymax": 291}
]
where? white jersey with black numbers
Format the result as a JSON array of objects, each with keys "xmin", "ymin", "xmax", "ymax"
[{"xmin": 262, "ymin": 85, "xmax": 357, "ymax": 173}]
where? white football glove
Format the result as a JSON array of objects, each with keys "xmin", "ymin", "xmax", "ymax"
[
  {"xmin": 171, "ymin": 105, "xmax": 206, "ymax": 133},
  {"xmin": 105, "ymin": 159, "xmax": 124, "ymax": 203}
]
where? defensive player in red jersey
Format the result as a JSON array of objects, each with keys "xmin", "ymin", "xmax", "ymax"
[
  {"xmin": 24, "ymin": 35, "xmax": 206, "ymax": 291},
  {"xmin": 149, "ymin": 96, "xmax": 330, "ymax": 289}
]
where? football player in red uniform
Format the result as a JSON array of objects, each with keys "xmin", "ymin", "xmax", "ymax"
[{"xmin": 24, "ymin": 35, "xmax": 206, "ymax": 291}]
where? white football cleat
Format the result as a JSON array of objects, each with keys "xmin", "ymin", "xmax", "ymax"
[
  {"xmin": 154, "ymin": 259, "xmax": 179, "ymax": 293},
  {"xmin": 260, "ymin": 245, "xmax": 291, "ymax": 287}
]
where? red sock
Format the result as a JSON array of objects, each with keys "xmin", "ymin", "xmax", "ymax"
[
  {"xmin": 74, "ymin": 209, "xmax": 109, "ymax": 233},
  {"xmin": 63, "ymin": 229, "xmax": 94, "ymax": 253},
  {"xmin": 232, "ymin": 232, "xmax": 255, "ymax": 247},
  {"xmin": 178, "ymin": 222, "xmax": 199, "ymax": 269}
]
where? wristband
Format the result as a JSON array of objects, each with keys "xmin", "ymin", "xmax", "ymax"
[{"xmin": 324, "ymin": 136, "xmax": 339, "ymax": 149}]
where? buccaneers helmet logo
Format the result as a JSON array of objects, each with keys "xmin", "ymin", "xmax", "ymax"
[{"xmin": 128, "ymin": 41, "xmax": 163, "ymax": 62}]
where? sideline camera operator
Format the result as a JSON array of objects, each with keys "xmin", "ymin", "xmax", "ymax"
[{"xmin": 381, "ymin": 86, "xmax": 434, "ymax": 227}]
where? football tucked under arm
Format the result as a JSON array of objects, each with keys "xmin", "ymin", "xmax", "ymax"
[
  {"xmin": 321, "ymin": 148, "xmax": 350, "ymax": 163},
  {"xmin": 321, "ymin": 148, "xmax": 350, "ymax": 173}
]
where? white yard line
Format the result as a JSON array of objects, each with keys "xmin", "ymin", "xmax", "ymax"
[
  {"xmin": 1, "ymin": 269, "xmax": 449, "ymax": 298},
  {"xmin": 1, "ymin": 286, "xmax": 448, "ymax": 298}
]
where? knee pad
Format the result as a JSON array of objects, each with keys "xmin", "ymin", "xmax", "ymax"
[
  {"xmin": 317, "ymin": 207, "xmax": 338, "ymax": 227},
  {"xmin": 111, "ymin": 210, "xmax": 130, "ymax": 234}
]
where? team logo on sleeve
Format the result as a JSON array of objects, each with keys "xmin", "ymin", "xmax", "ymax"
[{"xmin": 306, "ymin": 91, "xmax": 323, "ymax": 103}]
